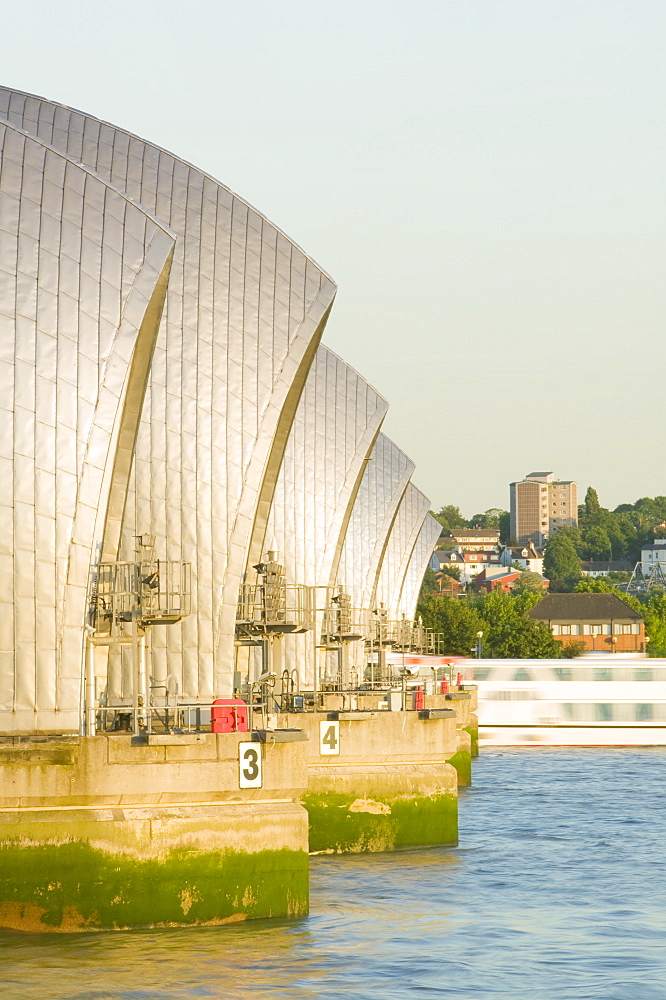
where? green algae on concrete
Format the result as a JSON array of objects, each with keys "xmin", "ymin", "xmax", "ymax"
[
  {"xmin": 446, "ymin": 750, "xmax": 472, "ymax": 787},
  {"xmin": 0, "ymin": 840, "xmax": 308, "ymax": 932},
  {"xmin": 304, "ymin": 792, "xmax": 457, "ymax": 854},
  {"xmin": 464, "ymin": 724, "xmax": 479, "ymax": 758}
]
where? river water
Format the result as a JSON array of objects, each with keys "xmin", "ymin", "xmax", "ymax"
[{"xmin": 2, "ymin": 748, "xmax": 665, "ymax": 999}]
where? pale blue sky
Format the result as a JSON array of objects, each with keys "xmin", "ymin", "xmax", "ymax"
[{"xmin": 4, "ymin": 1, "xmax": 666, "ymax": 515}]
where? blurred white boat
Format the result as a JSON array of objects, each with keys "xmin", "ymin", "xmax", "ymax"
[{"xmin": 466, "ymin": 654, "xmax": 666, "ymax": 746}]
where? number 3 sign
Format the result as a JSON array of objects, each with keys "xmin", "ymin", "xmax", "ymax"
[
  {"xmin": 239, "ymin": 741, "xmax": 263, "ymax": 788},
  {"xmin": 319, "ymin": 720, "xmax": 340, "ymax": 755}
]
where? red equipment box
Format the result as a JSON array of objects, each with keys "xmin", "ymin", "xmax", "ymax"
[{"xmin": 211, "ymin": 698, "xmax": 249, "ymax": 733}]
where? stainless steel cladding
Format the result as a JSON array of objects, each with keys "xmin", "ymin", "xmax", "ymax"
[
  {"xmin": 336, "ymin": 434, "xmax": 414, "ymax": 613},
  {"xmin": 374, "ymin": 483, "xmax": 431, "ymax": 618},
  {"xmin": 396, "ymin": 514, "xmax": 442, "ymax": 620},
  {"xmin": 261, "ymin": 345, "xmax": 387, "ymax": 684},
  {"xmin": 265, "ymin": 345, "xmax": 387, "ymax": 589},
  {"xmin": 0, "ymin": 87, "xmax": 435, "ymax": 734},
  {"xmin": 0, "ymin": 119, "xmax": 176, "ymax": 733},
  {"xmin": 0, "ymin": 88, "xmax": 335, "ymax": 726}
]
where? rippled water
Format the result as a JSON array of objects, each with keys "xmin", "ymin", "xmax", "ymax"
[{"xmin": 2, "ymin": 749, "xmax": 666, "ymax": 999}]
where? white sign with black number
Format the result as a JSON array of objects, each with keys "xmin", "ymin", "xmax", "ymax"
[
  {"xmin": 319, "ymin": 720, "xmax": 340, "ymax": 755},
  {"xmin": 239, "ymin": 741, "xmax": 263, "ymax": 788}
]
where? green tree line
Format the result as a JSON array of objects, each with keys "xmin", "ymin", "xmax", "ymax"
[
  {"xmin": 417, "ymin": 571, "xmax": 666, "ymax": 658},
  {"xmin": 544, "ymin": 488, "xmax": 666, "ymax": 590},
  {"xmin": 431, "ymin": 505, "xmax": 510, "ymax": 544},
  {"xmin": 416, "ymin": 588, "xmax": 561, "ymax": 659}
]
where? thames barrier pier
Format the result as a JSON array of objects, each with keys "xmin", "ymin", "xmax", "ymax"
[
  {"xmin": 280, "ymin": 710, "xmax": 459, "ymax": 854},
  {"xmin": 0, "ymin": 733, "xmax": 309, "ymax": 932},
  {"xmin": 0, "ymin": 87, "xmax": 471, "ymax": 931}
]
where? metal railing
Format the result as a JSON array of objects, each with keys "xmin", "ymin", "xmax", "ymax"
[
  {"xmin": 97, "ymin": 701, "xmax": 212, "ymax": 734},
  {"xmin": 236, "ymin": 583, "xmax": 315, "ymax": 634},
  {"xmin": 90, "ymin": 559, "xmax": 191, "ymax": 634}
]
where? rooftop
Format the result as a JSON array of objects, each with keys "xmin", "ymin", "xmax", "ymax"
[
  {"xmin": 527, "ymin": 593, "xmax": 642, "ymax": 622},
  {"xmin": 444, "ymin": 528, "xmax": 500, "ymax": 538}
]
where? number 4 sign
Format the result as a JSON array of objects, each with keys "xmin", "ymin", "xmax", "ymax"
[
  {"xmin": 319, "ymin": 720, "xmax": 340, "ymax": 755},
  {"xmin": 239, "ymin": 741, "xmax": 263, "ymax": 788}
]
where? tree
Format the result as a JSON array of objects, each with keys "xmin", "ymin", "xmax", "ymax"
[
  {"xmin": 574, "ymin": 576, "xmax": 644, "ymax": 614},
  {"xmin": 498, "ymin": 510, "xmax": 511, "ymax": 544},
  {"xmin": 417, "ymin": 566, "xmax": 439, "ymax": 605},
  {"xmin": 607, "ymin": 571, "xmax": 631, "ymax": 583},
  {"xmin": 583, "ymin": 486, "xmax": 602, "ymax": 520},
  {"xmin": 574, "ymin": 577, "xmax": 615, "ymax": 594},
  {"xmin": 544, "ymin": 532, "xmax": 582, "ymax": 591},
  {"xmin": 467, "ymin": 508, "xmax": 507, "ymax": 531},
  {"xmin": 488, "ymin": 617, "xmax": 560, "ymax": 659},
  {"xmin": 551, "ymin": 524, "xmax": 584, "ymax": 555},
  {"xmin": 473, "ymin": 589, "xmax": 558, "ymax": 658},
  {"xmin": 583, "ymin": 525, "xmax": 612, "ymax": 560},
  {"xmin": 473, "ymin": 589, "xmax": 516, "ymax": 639},
  {"xmin": 418, "ymin": 595, "xmax": 484, "ymax": 655},
  {"xmin": 512, "ymin": 571, "xmax": 548, "ymax": 594},
  {"xmin": 432, "ymin": 505, "xmax": 467, "ymax": 532},
  {"xmin": 642, "ymin": 593, "xmax": 666, "ymax": 657},
  {"xmin": 440, "ymin": 565, "xmax": 461, "ymax": 581},
  {"xmin": 511, "ymin": 590, "xmax": 544, "ymax": 615},
  {"xmin": 560, "ymin": 640, "xmax": 585, "ymax": 658}
]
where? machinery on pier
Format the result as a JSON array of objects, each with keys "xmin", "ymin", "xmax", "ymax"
[{"xmin": 87, "ymin": 535, "xmax": 192, "ymax": 735}]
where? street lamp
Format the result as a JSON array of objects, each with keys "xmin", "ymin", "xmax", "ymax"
[
  {"xmin": 476, "ymin": 630, "xmax": 483, "ymax": 659},
  {"xmin": 610, "ymin": 635, "xmax": 618, "ymax": 653}
]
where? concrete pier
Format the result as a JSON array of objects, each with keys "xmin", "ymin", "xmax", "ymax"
[
  {"xmin": 421, "ymin": 689, "xmax": 477, "ymax": 785},
  {"xmin": 279, "ymin": 710, "xmax": 460, "ymax": 854},
  {"xmin": 0, "ymin": 733, "xmax": 309, "ymax": 932}
]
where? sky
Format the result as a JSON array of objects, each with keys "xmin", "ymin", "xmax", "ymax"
[{"xmin": 3, "ymin": 0, "xmax": 666, "ymax": 517}]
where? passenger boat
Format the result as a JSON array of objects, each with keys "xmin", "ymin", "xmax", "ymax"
[{"xmin": 465, "ymin": 654, "xmax": 666, "ymax": 746}]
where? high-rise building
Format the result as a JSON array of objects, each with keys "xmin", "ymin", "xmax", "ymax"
[{"xmin": 509, "ymin": 472, "xmax": 578, "ymax": 545}]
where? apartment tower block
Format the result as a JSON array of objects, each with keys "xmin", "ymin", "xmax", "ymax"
[{"xmin": 510, "ymin": 472, "xmax": 577, "ymax": 545}]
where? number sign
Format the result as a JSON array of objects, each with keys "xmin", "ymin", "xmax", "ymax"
[
  {"xmin": 239, "ymin": 741, "xmax": 263, "ymax": 788},
  {"xmin": 319, "ymin": 720, "xmax": 340, "ymax": 756}
]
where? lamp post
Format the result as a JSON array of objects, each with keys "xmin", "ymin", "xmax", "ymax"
[
  {"xmin": 476, "ymin": 630, "xmax": 483, "ymax": 659},
  {"xmin": 610, "ymin": 635, "xmax": 618, "ymax": 653}
]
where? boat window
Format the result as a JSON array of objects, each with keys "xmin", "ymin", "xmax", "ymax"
[
  {"xmin": 474, "ymin": 668, "xmax": 492, "ymax": 680},
  {"xmin": 594, "ymin": 668, "xmax": 611, "ymax": 681},
  {"xmin": 554, "ymin": 667, "xmax": 572, "ymax": 680},
  {"xmin": 635, "ymin": 668, "xmax": 653, "ymax": 681},
  {"xmin": 566, "ymin": 703, "xmax": 594, "ymax": 721},
  {"xmin": 486, "ymin": 690, "xmax": 532, "ymax": 701},
  {"xmin": 512, "ymin": 668, "xmax": 533, "ymax": 680},
  {"xmin": 636, "ymin": 704, "xmax": 653, "ymax": 721},
  {"xmin": 595, "ymin": 703, "xmax": 613, "ymax": 721}
]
